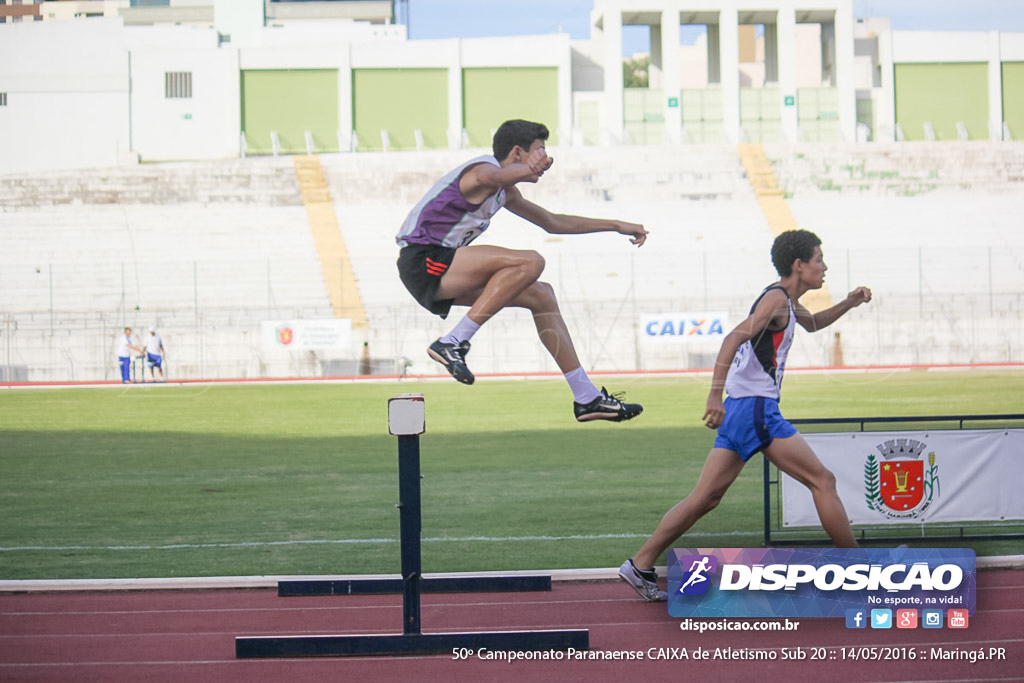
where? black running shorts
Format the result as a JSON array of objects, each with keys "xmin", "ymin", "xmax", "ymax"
[{"xmin": 397, "ymin": 243, "xmax": 458, "ymax": 319}]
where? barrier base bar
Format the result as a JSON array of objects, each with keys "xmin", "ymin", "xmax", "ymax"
[
  {"xmin": 236, "ymin": 629, "xmax": 589, "ymax": 658},
  {"xmin": 277, "ymin": 575, "xmax": 551, "ymax": 597}
]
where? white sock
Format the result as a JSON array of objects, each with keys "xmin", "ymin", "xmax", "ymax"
[
  {"xmin": 440, "ymin": 316, "xmax": 481, "ymax": 345},
  {"xmin": 564, "ymin": 367, "xmax": 601, "ymax": 404}
]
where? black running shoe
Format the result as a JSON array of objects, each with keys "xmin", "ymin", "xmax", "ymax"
[
  {"xmin": 573, "ymin": 387, "xmax": 643, "ymax": 422},
  {"xmin": 427, "ymin": 339, "xmax": 474, "ymax": 385}
]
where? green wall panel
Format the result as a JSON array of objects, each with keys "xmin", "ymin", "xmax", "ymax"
[
  {"xmin": 624, "ymin": 88, "xmax": 664, "ymax": 144},
  {"xmin": 462, "ymin": 68, "xmax": 559, "ymax": 149},
  {"xmin": 740, "ymin": 87, "xmax": 782, "ymax": 143},
  {"xmin": 352, "ymin": 69, "xmax": 448, "ymax": 151},
  {"xmin": 797, "ymin": 88, "xmax": 840, "ymax": 142},
  {"xmin": 1003, "ymin": 62, "xmax": 1024, "ymax": 140},
  {"xmin": 681, "ymin": 88, "xmax": 723, "ymax": 143},
  {"xmin": 241, "ymin": 69, "xmax": 338, "ymax": 155},
  {"xmin": 894, "ymin": 63, "xmax": 988, "ymax": 140}
]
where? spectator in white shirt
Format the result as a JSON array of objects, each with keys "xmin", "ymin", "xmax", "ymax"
[{"xmin": 116, "ymin": 328, "xmax": 142, "ymax": 383}]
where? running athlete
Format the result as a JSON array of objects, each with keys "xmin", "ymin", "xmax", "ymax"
[
  {"xmin": 396, "ymin": 119, "xmax": 648, "ymax": 422},
  {"xmin": 619, "ymin": 229, "xmax": 872, "ymax": 601}
]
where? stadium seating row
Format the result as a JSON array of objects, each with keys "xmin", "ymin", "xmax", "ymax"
[{"xmin": 1, "ymin": 143, "xmax": 1021, "ymax": 381}]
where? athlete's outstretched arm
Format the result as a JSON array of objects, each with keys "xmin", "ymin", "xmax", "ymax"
[
  {"xmin": 795, "ymin": 286, "xmax": 872, "ymax": 332},
  {"xmin": 504, "ymin": 188, "xmax": 648, "ymax": 246}
]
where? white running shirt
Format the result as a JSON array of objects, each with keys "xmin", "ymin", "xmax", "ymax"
[{"xmin": 724, "ymin": 285, "xmax": 795, "ymax": 400}]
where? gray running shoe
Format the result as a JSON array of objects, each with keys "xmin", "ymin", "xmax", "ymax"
[
  {"xmin": 428, "ymin": 339, "xmax": 474, "ymax": 385},
  {"xmin": 618, "ymin": 558, "xmax": 667, "ymax": 602}
]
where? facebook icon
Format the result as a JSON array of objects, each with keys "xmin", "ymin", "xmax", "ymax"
[{"xmin": 845, "ymin": 609, "xmax": 867, "ymax": 629}]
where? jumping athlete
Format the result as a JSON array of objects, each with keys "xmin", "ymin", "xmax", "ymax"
[
  {"xmin": 396, "ymin": 119, "xmax": 648, "ymax": 422},
  {"xmin": 619, "ymin": 229, "xmax": 872, "ymax": 601}
]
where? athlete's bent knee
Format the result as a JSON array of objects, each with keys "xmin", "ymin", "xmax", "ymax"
[
  {"xmin": 808, "ymin": 468, "xmax": 838, "ymax": 494},
  {"xmin": 823, "ymin": 468, "xmax": 837, "ymax": 488},
  {"xmin": 518, "ymin": 280, "xmax": 560, "ymax": 312},
  {"xmin": 696, "ymin": 490, "xmax": 725, "ymax": 516},
  {"xmin": 520, "ymin": 250, "xmax": 545, "ymax": 279},
  {"xmin": 533, "ymin": 280, "xmax": 556, "ymax": 302}
]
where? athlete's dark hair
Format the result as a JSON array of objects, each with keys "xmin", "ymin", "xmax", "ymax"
[
  {"xmin": 771, "ymin": 229, "xmax": 822, "ymax": 277},
  {"xmin": 492, "ymin": 119, "xmax": 549, "ymax": 161}
]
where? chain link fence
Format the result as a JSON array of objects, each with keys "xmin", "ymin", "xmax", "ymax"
[{"xmin": 2, "ymin": 243, "xmax": 1021, "ymax": 383}]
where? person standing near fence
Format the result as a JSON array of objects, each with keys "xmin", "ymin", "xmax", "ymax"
[
  {"xmin": 396, "ymin": 119, "xmax": 648, "ymax": 423},
  {"xmin": 145, "ymin": 326, "xmax": 166, "ymax": 382},
  {"xmin": 115, "ymin": 327, "xmax": 142, "ymax": 384},
  {"xmin": 619, "ymin": 229, "xmax": 873, "ymax": 601}
]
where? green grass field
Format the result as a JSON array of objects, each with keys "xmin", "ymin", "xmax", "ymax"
[{"xmin": 1, "ymin": 368, "xmax": 1022, "ymax": 580}]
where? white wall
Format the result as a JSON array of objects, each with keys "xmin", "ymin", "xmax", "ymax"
[
  {"xmin": 795, "ymin": 23, "xmax": 824, "ymax": 87},
  {"xmin": 129, "ymin": 43, "xmax": 241, "ymax": 162},
  {"xmin": 570, "ymin": 40, "xmax": 605, "ymax": 92},
  {"xmin": 1001, "ymin": 32, "xmax": 1024, "ymax": 60},
  {"xmin": 0, "ymin": 18, "xmax": 131, "ymax": 175},
  {"xmin": 679, "ymin": 35, "xmax": 710, "ymax": 89},
  {"xmin": 892, "ymin": 30, "xmax": 992, "ymax": 63}
]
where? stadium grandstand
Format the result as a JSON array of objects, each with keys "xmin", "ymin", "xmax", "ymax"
[{"xmin": 1, "ymin": 0, "xmax": 1022, "ymax": 382}]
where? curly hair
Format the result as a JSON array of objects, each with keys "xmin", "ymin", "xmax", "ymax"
[
  {"xmin": 771, "ymin": 229, "xmax": 822, "ymax": 277},
  {"xmin": 492, "ymin": 119, "xmax": 549, "ymax": 161}
]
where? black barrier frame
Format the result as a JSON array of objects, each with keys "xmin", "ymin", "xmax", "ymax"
[
  {"xmin": 236, "ymin": 396, "xmax": 589, "ymax": 658},
  {"xmin": 763, "ymin": 413, "xmax": 1024, "ymax": 547},
  {"xmin": 277, "ymin": 574, "xmax": 552, "ymax": 597}
]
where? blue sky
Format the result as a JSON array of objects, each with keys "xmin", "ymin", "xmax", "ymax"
[{"xmin": 405, "ymin": 0, "xmax": 1024, "ymax": 53}]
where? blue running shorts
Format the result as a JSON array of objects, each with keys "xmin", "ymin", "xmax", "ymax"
[{"xmin": 713, "ymin": 396, "xmax": 797, "ymax": 461}]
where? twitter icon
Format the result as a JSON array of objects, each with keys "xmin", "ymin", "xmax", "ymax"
[{"xmin": 870, "ymin": 609, "xmax": 892, "ymax": 629}]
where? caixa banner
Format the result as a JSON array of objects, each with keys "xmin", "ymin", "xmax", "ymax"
[
  {"xmin": 640, "ymin": 312, "xmax": 728, "ymax": 342},
  {"xmin": 667, "ymin": 548, "xmax": 975, "ymax": 618}
]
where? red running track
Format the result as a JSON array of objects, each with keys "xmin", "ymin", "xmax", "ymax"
[{"xmin": 2, "ymin": 570, "xmax": 1022, "ymax": 683}]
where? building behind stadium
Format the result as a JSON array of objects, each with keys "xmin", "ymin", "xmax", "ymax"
[{"xmin": 2, "ymin": 0, "xmax": 1021, "ymax": 173}]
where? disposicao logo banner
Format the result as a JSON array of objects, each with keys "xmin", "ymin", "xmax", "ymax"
[{"xmin": 667, "ymin": 548, "xmax": 975, "ymax": 618}]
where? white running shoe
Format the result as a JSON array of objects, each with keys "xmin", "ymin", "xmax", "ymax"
[{"xmin": 618, "ymin": 558, "xmax": 667, "ymax": 602}]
